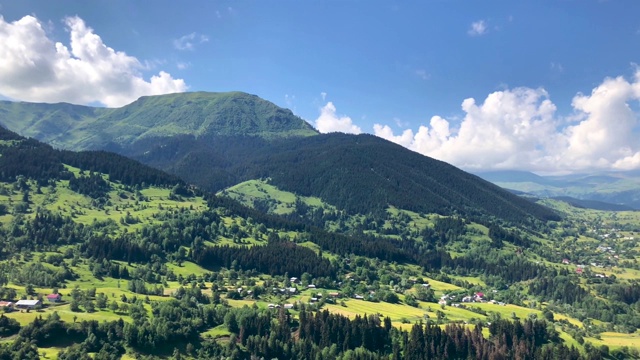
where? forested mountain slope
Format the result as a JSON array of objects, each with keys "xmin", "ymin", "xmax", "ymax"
[
  {"xmin": 134, "ymin": 132, "xmax": 560, "ymax": 223},
  {"xmin": 0, "ymin": 94, "xmax": 559, "ymax": 223},
  {"xmin": 1, "ymin": 125, "xmax": 639, "ymax": 359}
]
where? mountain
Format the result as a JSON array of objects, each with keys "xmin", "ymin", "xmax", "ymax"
[
  {"xmin": 550, "ymin": 196, "xmax": 636, "ymax": 211},
  {"xmin": 0, "ymin": 124, "xmax": 606, "ymax": 360},
  {"xmin": 0, "ymin": 91, "xmax": 317, "ymax": 150},
  {"xmin": 0, "ymin": 93, "xmax": 559, "ymax": 223},
  {"xmin": 475, "ymin": 170, "xmax": 640, "ymax": 209}
]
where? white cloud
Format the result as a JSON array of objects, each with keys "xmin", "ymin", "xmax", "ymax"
[
  {"xmin": 550, "ymin": 62, "xmax": 564, "ymax": 73},
  {"xmin": 320, "ymin": 92, "xmax": 327, "ymax": 101},
  {"xmin": 374, "ymin": 71, "xmax": 640, "ymax": 172},
  {"xmin": 415, "ymin": 69, "xmax": 430, "ymax": 80},
  {"xmin": 468, "ymin": 20, "xmax": 488, "ymax": 36},
  {"xmin": 176, "ymin": 61, "xmax": 190, "ymax": 70},
  {"xmin": 315, "ymin": 102, "xmax": 362, "ymax": 134},
  {"xmin": 173, "ymin": 32, "xmax": 209, "ymax": 51},
  {"xmin": 0, "ymin": 15, "xmax": 186, "ymax": 107}
]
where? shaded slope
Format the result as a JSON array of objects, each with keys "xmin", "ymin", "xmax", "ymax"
[
  {"xmin": 250, "ymin": 134, "xmax": 560, "ymax": 222},
  {"xmin": 0, "ymin": 126, "xmax": 183, "ymax": 188},
  {"xmin": 133, "ymin": 133, "xmax": 560, "ymax": 223}
]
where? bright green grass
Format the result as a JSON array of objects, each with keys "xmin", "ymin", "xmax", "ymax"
[
  {"xmin": 166, "ymin": 261, "xmax": 212, "ymax": 278},
  {"xmin": 5, "ymin": 304, "xmax": 129, "ymax": 326},
  {"xmin": 587, "ymin": 331, "xmax": 640, "ymax": 351},
  {"xmin": 221, "ymin": 179, "xmax": 333, "ymax": 215},
  {"xmin": 202, "ymin": 324, "xmax": 232, "ymax": 338}
]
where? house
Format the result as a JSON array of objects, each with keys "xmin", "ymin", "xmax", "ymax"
[
  {"xmin": 576, "ymin": 268, "xmax": 584, "ymax": 275},
  {"xmin": 310, "ymin": 297, "xmax": 318, "ymax": 302},
  {"xmin": 328, "ymin": 292, "xmax": 340, "ymax": 298},
  {"xmin": 288, "ymin": 287, "xmax": 298, "ymax": 294},
  {"xmin": 307, "ymin": 284, "xmax": 316, "ymax": 289},
  {"xmin": 438, "ymin": 299, "xmax": 447, "ymax": 306},
  {"xmin": 46, "ymin": 293, "xmax": 62, "ymax": 303},
  {"xmin": 0, "ymin": 301, "xmax": 13, "ymax": 308},
  {"xmin": 421, "ymin": 283, "xmax": 431, "ymax": 288},
  {"xmin": 268, "ymin": 304, "xmax": 276, "ymax": 309},
  {"xmin": 354, "ymin": 294, "xmax": 364, "ymax": 300},
  {"xmin": 461, "ymin": 296, "xmax": 473, "ymax": 303},
  {"xmin": 290, "ymin": 277, "xmax": 298, "ymax": 284},
  {"xmin": 15, "ymin": 300, "xmax": 40, "ymax": 309},
  {"xmin": 283, "ymin": 304, "xmax": 294, "ymax": 309},
  {"xmin": 562, "ymin": 258, "xmax": 570, "ymax": 265}
]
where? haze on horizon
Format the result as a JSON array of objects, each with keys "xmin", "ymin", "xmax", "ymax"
[{"xmin": 1, "ymin": 1, "xmax": 639, "ymax": 174}]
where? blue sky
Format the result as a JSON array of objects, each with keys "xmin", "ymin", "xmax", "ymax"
[{"xmin": 1, "ymin": 1, "xmax": 640, "ymax": 173}]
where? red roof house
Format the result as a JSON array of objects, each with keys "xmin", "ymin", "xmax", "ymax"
[{"xmin": 46, "ymin": 293, "xmax": 62, "ymax": 303}]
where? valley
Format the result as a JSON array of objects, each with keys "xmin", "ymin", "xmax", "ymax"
[{"xmin": 0, "ymin": 97, "xmax": 640, "ymax": 359}]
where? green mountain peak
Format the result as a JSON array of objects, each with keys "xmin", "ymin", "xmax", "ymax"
[{"xmin": 0, "ymin": 91, "xmax": 318, "ymax": 151}]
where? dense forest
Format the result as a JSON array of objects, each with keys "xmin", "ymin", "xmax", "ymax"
[{"xmin": 130, "ymin": 133, "xmax": 561, "ymax": 223}]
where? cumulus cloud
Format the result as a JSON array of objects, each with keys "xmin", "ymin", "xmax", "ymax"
[
  {"xmin": 374, "ymin": 71, "xmax": 640, "ymax": 172},
  {"xmin": 468, "ymin": 20, "xmax": 488, "ymax": 36},
  {"xmin": 315, "ymin": 102, "xmax": 362, "ymax": 134},
  {"xmin": 0, "ymin": 15, "xmax": 187, "ymax": 107},
  {"xmin": 173, "ymin": 32, "xmax": 209, "ymax": 51}
]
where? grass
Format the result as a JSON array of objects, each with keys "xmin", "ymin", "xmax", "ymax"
[
  {"xmin": 588, "ymin": 331, "xmax": 640, "ymax": 350},
  {"xmin": 220, "ymin": 179, "xmax": 334, "ymax": 215},
  {"xmin": 202, "ymin": 324, "xmax": 232, "ymax": 338},
  {"xmin": 5, "ymin": 304, "xmax": 129, "ymax": 326}
]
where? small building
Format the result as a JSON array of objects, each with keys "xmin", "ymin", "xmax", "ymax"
[
  {"xmin": 283, "ymin": 304, "xmax": 294, "ymax": 309},
  {"xmin": 288, "ymin": 287, "xmax": 298, "ymax": 294},
  {"xmin": 290, "ymin": 277, "xmax": 298, "ymax": 284},
  {"xmin": 354, "ymin": 294, "xmax": 364, "ymax": 300},
  {"xmin": 307, "ymin": 284, "xmax": 316, "ymax": 289},
  {"xmin": 0, "ymin": 301, "xmax": 13, "ymax": 308},
  {"xmin": 310, "ymin": 297, "xmax": 318, "ymax": 302},
  {"xmin": 46, "ymin": 293, "xmax": 62, "ymax": 303},
  {"xmin": 562, "ymin": 258, "xmax": 571, "ymax": 265},
  {"xmin": 15, "ymin": 300, "xmax": 40, "ymax": 309},
  {"xmin": 328, "ymin": 292, "xmax": 340, "ymax": 298}
]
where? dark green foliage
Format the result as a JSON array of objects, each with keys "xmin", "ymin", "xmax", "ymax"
[
  {"xmin": 488, "ymin": 224, "xmax": 532, "ymax": 247},
  {"xmin": 68, "ymin": 172, "xmax": 111, "ymax": 199},
  {"xmin": 0, "ymin": 315, "xmax": 20, "ymax": 337},
  {"xmin": 0, "ymin": 126, "xmax": 183, "ymax": 188},
  {"xmin": 192, "ymin": 240, "xmax": 336, "ymax": 279},
  {"xmin": 137, "ymin": 133, "xmax": 560, "ymax": 224}
]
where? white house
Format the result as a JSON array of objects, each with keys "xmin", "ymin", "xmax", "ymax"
[{"xmin": 15, "ymin": 300, "xmax": 40, "ymax": 309}]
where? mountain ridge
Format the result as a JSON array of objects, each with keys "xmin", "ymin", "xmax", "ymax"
[
  {"xmin": 0, "ymin": 91, "xmax": 318, "ymax": 150},
  {"xmin": 0, "ymin": 94, "xmax": 560, "ymax": 223}
]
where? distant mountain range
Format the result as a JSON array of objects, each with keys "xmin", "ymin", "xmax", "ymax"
[
  {"xmin": 0, "ymin": 92, "xmax": 560, "ymax": 223},
  {"xmin": 475, "ymin": 170, "xmax": 640, "ymax": 210}
]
